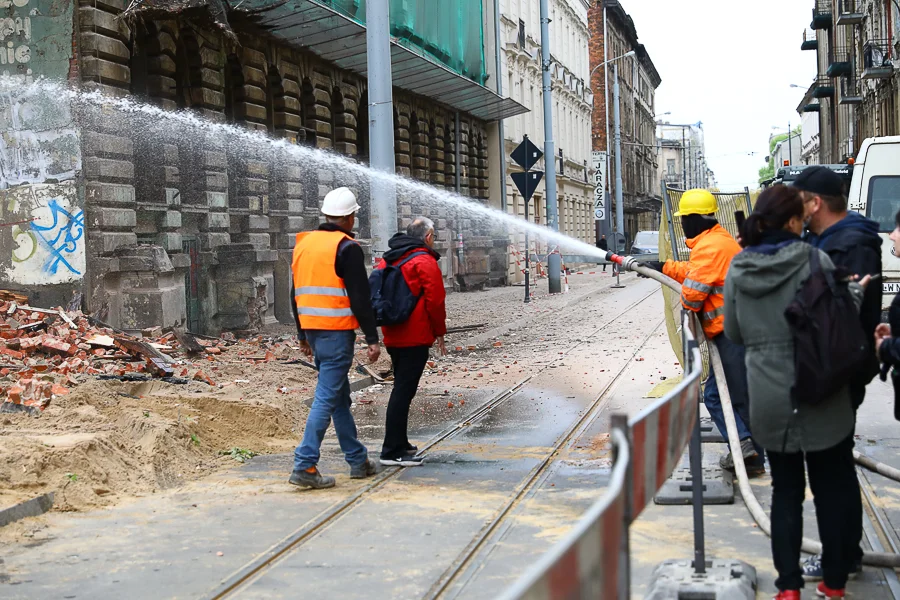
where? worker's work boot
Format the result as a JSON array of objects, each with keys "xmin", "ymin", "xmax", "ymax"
[
  {"xmin": 719, "ymin": 438, "xmax": 760, "ymax": 470},
  {"xmin": 289, "ymin": 467, "xmax": 336, "ymax": 489},
  {"xmin": 349, "ymin": 458, "xmax": 379, "ymax": 479}
]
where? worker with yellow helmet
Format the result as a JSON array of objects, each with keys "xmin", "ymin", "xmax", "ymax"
[{"xmin": 641, "ymin": 189, "xmax": 764, "ymax": 476}]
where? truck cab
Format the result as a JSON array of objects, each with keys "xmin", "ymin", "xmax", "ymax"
[{"xmin": 848, "ymin": 136, "xmax": 900, "ymax": 312}]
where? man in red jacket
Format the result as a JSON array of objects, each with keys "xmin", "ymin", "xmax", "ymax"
[{"xmin": 376, "ymin": 217, "xmax": 447, "ymax": 467}]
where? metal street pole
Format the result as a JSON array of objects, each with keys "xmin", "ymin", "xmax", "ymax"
[
  {"xmin": 788, "ymin": 120, "xmax": 793, "ymax": 165},
  {"xmin": 539, "ymin": 0, "xmax": 561, "ymax": 294},
  {"xmin": 681, "ymin": 128, "xmax": 687, "ymax": 190},
  {"xmin": 366, "ymin": 0, "xmax": 396, "ymax": 258},
  {"xmin": 493, "ymin": 0, "xmax": 507, "ymax": 212},
  {"xmin": 612, "ymin": 62, "xmax": 624, "ymax": 288}
]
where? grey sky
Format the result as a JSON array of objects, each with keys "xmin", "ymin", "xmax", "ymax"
[{"xmin": 622, "ymin": 0, "xmax": 817, "ymax": 191}]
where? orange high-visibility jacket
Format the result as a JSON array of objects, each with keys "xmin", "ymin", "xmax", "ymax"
[
  {"xmin": 662, "ymin": 224, "xmax": 741, "ymax": 339},
  {"xmin": 291, "ymin": 230, "xmax": 360, "ymax": 331}
]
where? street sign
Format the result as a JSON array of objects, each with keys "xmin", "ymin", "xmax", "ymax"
[
  {"xmin": 592, "ymin": 150, "xmax": 607, "ymax": 221},
  {"xmin": 511, "ymin": 136, "xmax": 544, "ymax": 172},
  {"xmin": 511, "ymin": 171, "xmax": 544, "ymax": 201}
]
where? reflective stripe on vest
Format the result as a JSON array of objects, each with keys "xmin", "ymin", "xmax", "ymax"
[
  {"xmin": 681, "ymin": 295, "xmax": 703, "ymax": 310},
  {"xmin": 701, "ymin": 305, "xmax": 725, "ymax": 322},
  {"xmin": 291, "ymin": 230, "xmax": 360, "ymax": 331},
  {"xmin": 683, "ymin": 278, "xmax": 725, "ymax": 296}
]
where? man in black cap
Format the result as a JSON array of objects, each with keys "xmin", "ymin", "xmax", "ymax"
[{"xmin": 794, "ymin": 165, "xmax": 882, "ymax": 582}]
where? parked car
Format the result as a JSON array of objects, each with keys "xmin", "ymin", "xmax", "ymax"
[
  {"xmin": 848, "ymin": 136, "xmax": 900, "ymax": 316},
  {"xmin": 630, "ymin": 230, "xmax": 659, "ymax": 262}
]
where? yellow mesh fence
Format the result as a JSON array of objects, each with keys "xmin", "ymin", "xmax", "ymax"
[{"xmin": 658, "ymin": 187, "xmax": 752, "ymax": 379}]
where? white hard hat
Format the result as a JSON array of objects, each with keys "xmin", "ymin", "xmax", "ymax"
[{"xmin": 321, "ymin": 187, "xmax": 361, "ymax": 217}]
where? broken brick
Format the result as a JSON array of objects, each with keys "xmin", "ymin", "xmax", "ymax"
[
  {"xmin": 41, "ymin": 338, "xmax": 75, "ymax": 356},
  {"xmin": 193, "ymin": 370, "xmax": 216, "ymax": 386},
  {"xmin": 0, "ymin": 347, "xmax": 23, "ymax": 360},
  {"xmin": 205, "ymin": 347, "xmax": 222, "ymax": 355}
]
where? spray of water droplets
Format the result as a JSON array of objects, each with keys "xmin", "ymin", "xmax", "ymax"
[{"xmin": 6, "ymin": 77, "xmax": 608, "ymax": 261}]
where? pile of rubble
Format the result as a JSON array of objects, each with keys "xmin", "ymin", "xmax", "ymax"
[{"xmin": 0, "ymin": 297, "xmax": 291, "ymax": 415}]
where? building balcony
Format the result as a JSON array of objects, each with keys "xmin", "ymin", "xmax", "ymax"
[
  {"xmin": 811, "ymin": 0, "xmax": 832, "ymax": 29},
  {"xmin": 228, "ymin": 0, "xmax": 527, "ymax": 121},
  {"xmin": 800, "ymin": 102, "xmax": 822, "ymax": 112},
  {"xmin": 812, "ymin": 76, "xmax": 835, "ymax": 98},
  {"xmin": 862, "ymin": 40, "xmax": 894, "ymax": 79},
  {"xmin": 827, "ymin": 47, "xmax": 853, "ymax": 77},
  {"xmin": 840, "ymin": 78, "xmax": 863, "ymax": 104},
  {"xmin": 801, "ymin": 29, "xmax": 818, "ymax": 51},
  {"xmin": 835, "ymin": 0, "xmax": 864, "ymax": 25}
]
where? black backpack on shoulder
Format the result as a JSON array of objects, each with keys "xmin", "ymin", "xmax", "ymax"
[
  {"xmin": 784, "ymin": 248, "xmax": 869, "ymax": 406},
  {"xmin": 369, "ymin": 251, "xmax": 428, "ymax": 326}
]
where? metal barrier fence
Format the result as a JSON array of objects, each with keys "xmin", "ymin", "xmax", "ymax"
[{"xmin": 500, "ymin": 313, "xmax": 703, "ymax": 599}]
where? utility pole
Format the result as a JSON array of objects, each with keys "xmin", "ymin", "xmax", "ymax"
[
  {"xmin": 788, "ymin": 120, "xmax": 793, "ymax": 165},
  {"xmin": 612, "ymin": 63, "xmax": 624, "ymax": 263},
  {"xmin": 366, "ymin": 0, "xmax": 396, "ymax": 258},
  {"xmin": 681, "ymin": 128, "xmax": 687, "ymax": 190},
  {"xmin": 539, "ymin": 0, "xmax": 561, "ymax": 294}
]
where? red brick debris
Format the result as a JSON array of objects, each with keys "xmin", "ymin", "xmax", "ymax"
[{"xmin": 0, "ymin": 301, "xmax": 247, "ymax": 412}]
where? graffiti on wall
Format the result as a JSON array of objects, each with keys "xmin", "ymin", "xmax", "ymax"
[
  {"xmin": 0, "ymin": 0, "xmax": 73, "ymax": 83},
  {"xmin": 3, "ymin": 181, "xmax": 84, "ymax": 285}
]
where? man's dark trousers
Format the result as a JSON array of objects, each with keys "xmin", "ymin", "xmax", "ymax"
[{"xmin": 381, "ymin": 346, "xmax": 430, "ymax": 460}]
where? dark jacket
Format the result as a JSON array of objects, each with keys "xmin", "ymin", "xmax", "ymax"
[
  {"xmin": 808, "ymin": 212, "xmax": 883, "ymax": 386},
  {"xmin": 597, "ymin": 238, "xmax": 609, "ymax": 251},
  {"xmin": 879, "ymin": 293, "xmax": 900, "ymax": 367},
  {"xmin": 290, "ymin": 223, "xmax": 379, "ymax": 345},
  {"xmin": 724, "ymin": 236, "xmax": 864, "ymax": 453},
  {"xmin": 376, "ymin": 233, "xmax": 447, "ymax": 348}
]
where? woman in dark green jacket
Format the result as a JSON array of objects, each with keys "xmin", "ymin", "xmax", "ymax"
[{"xmin": 724, "ymin": 185, "xmax": 866, "ymax": 600}]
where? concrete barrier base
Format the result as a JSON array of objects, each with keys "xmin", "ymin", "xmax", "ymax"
[{"xmin": 645, "ymin": 558, "xmax": 757, "ymax": 599}]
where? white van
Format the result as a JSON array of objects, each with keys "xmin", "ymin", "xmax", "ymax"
[{"xmin": 848, "ymin": 136, "xmax": 900, "ymax": 312}]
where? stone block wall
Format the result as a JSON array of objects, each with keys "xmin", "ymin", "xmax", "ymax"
[{"xmin": 70, "ymin": 8, "xmax": 501, "ymax": 334}]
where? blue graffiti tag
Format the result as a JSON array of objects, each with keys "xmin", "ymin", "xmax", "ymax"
[{"xmin": 30, "ymin": 198, "xmax": 85, "ymax": 276}]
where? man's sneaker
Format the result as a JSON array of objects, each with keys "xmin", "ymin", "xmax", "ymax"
[
  {"xmin": 773, "ymin": 591, "xmax": 800, "ymax": 600},
  {"xmin": 380, "ymin": 455, "xmax": 424, "ymax": 467},
  {"xmin": 802, "ymin": 554, "xmax": 861, "ymax": 582},
  {"xmin": 349, "ymin": 458, "xmax": 379, "ymax": 479},
  {"xmin": 816, "ymin": 582, "xmax": 845, "ymax": 598},
  {"xmin": 289, "ymin": 467, "xmax": 336, "ymax": 489},
  {"xmin": 405, "ymin": 444, "xmax": 419, "ymax": 456}
]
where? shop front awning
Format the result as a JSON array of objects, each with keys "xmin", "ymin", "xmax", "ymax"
[{"xmin": 251, "ymin": 0, "xmax": 529, "ymax": 122}]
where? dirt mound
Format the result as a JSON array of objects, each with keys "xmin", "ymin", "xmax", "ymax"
[{"xmin": 0, "ymin": 376, "xmax": 302, "ymax": 511}]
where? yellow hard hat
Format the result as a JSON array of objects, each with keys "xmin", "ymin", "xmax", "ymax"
[{"xmin": 674, "ymin": 189, "xmax": 717, "ymax": 216}]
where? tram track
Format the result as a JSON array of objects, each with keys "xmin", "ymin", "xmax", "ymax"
[
  {"xmin": 203, "ymin": 285, "xmax": 661, "ymax": 600},
  {"xmin": 858, "ymin": 467, "xmax": 900, "ymax": 598}
]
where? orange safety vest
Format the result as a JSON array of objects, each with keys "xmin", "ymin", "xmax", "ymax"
[
  {"xmin": 662, "ymin": 224, "xmax": 740, "ymax": 339},
  {"xmin": 291, "ymin": 230, "xmax": 360, "ymax": 331}
]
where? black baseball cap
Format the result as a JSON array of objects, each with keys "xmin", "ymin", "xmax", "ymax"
[{"xmin": 792, "ymin": 166, "xmax": 845, "ymax": 197}]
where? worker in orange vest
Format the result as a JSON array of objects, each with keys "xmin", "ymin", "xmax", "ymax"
[
  {"xmin": 642, "ymin": 189, "xmax": 764, "ymax": 476},
  {"xmin": 289, "ymin": 187, "xmax": 380, "ymax": 489}
]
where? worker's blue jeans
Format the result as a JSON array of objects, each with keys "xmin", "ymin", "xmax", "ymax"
[
  {"xmin": 703, "ymin": 333, "xmax": 763, "ymax": 458},
  {"xmin": 294, "ymin": 330, "xmax": 368, "ymax": 472}
]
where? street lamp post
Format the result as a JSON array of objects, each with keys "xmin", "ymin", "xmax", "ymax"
[{"xmin": 590, "ymin": 50, "xmax": 634, "ymax": 257}]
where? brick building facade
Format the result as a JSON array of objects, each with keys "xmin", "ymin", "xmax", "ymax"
[
  {"xmin": 587, "ymin": 0, "xmax": 661, "ymax": 243},
  {"xmin": 1, "ymin": 0, "xmax": 525, "ymax": 334}
]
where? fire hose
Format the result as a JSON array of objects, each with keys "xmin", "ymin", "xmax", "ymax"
[{"xmin": 606, "ymin": 250, "xmax": 900, "ymax": 568}]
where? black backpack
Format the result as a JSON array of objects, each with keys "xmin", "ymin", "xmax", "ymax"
[
  {"xmin": 784, "ymin": 248, "xmax": 869, "ymax": 406},
  {"xmin": 369, "ymin": 251, "xmax": 428, "ymax": 326}
]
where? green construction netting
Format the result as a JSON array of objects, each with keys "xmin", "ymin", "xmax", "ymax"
[
  {"xmin": 658, "ymin": 188, "xmax": 753, "ymax": 379},
  {"xmin": 322, "ymin": 0, "xmax": 488, "ymax": 85}
]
